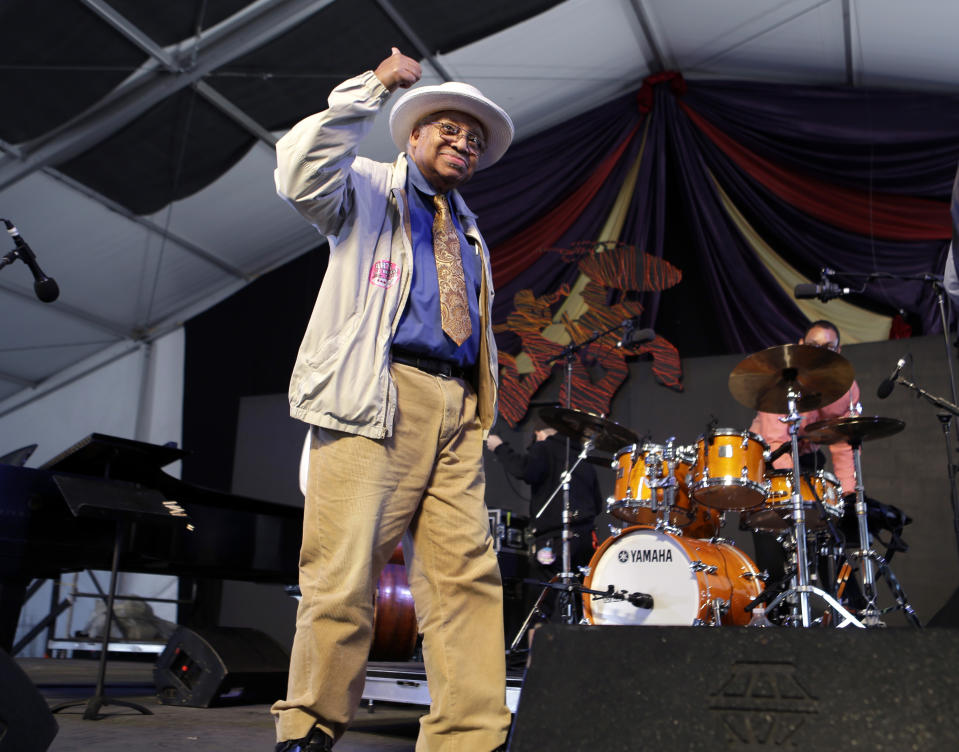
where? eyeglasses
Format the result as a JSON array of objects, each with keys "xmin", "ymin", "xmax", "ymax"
[{"xmin": 426, "ymin": 121, "xmax": 486, "ymax": 156}]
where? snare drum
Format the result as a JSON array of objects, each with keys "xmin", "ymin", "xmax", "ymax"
[
  {"xmin": 583, "ymin": 526, "xmax": 763, "ymax": 626},
  {"xmin": 741, "ymin": 470, "xmax": 844, "ymax": 532},
  {"xmin": 689, "ymin": 429, "xmax": 768, "ymax": 510},
  {"xmin": 608, "ymin": 444, "xmax": 720, "ymax": 537}
]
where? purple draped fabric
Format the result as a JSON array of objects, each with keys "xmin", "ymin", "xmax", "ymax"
[
  {"xmin": 683, "ymin": 83, "xmax": 959, "ymax": 197},
  {"xmin": 459, "ymin": 76, "xmax": 959, "ymax": 356}
]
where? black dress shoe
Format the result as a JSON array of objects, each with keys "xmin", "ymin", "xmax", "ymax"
[{"xmin": 275, "ymin": 725, "xmax": 333, "ymax": 752}]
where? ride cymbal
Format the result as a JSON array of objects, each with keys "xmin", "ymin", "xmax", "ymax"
[{"xmin": 728, "ymin": 344, "xmax": 854, "ymax": 414}]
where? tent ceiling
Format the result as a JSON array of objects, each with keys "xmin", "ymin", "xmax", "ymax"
[{"xmin": 1, "ymin": 0, "xmax": 957, "ymax": 407}]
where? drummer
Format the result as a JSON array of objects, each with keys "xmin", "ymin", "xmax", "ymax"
[
  {"xmin": 750, "ymin": 320, "xmax": 859, "ymax": 495},
  {"xmin": 748, "ymin": 320, "xmax": 860, "ymax": 584}
]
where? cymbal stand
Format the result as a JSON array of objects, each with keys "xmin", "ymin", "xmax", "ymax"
[
  {"xmin": 799, "ymin": 474, "xmax": 848, "ymax": 613},
  {"xmin": 531, "ymin": 437, "xmax": 596, "ymax": 624},
  {"xmin": 842, "ymin": 439, "xmax": 920, "ymax": 627},
  {"xmin": 847, "ymin": 438, "xmax": 882, "ymax": 625},
  {"xmin": 764, "ymin": 386, "xmax": 864, "ymax": 628},
  {"xmin": 539, "ymin": 321, "xmax": 625, "ymax": 624},
  {"xmin": 506, "ymin": 437, "xmax": 596, "ymax": 653},
  {"xmin": 895, "ymin": 374, "xmax": 959, "ymax": 563}
]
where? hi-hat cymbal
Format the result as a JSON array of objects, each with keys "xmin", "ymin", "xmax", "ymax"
[
  {"xmin": 801, "ymin": 416, "xmax": 905, "ymax": 445},
  {"xmin": 538, "ymin": 407, "xmax": 638, "ymax": 454},
  {"xmin": 728, "ymin": 344, "xmax": 855, "ymax": 414}
]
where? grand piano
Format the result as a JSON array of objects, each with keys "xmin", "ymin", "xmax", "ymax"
[
  {"xmin": 1, "ymin": 433, "xmax": 521, "ymax": 711},
  {"xmin": 0, "ymin": 433, "xmax": 304, "ymax": 653}
]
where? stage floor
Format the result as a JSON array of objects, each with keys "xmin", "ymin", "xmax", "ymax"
[{"xmin": 19, "ymin": 657, "xmax": 450, "ymax": 752}]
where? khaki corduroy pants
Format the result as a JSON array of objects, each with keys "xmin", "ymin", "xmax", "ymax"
[{"xmin": 272, "ymin": 363, "xmax": 510, "ymax": 752}]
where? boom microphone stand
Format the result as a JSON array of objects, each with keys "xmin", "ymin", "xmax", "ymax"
[
  {"xmin": 538, "ymin": 321, "xmax": 623, "ymax": 624},
  {"xmin": 808, "ymin": 270, "xmax": 958, "ymax": 431},
  {"xmin": 890, "ymin": 372, "xmax": 959, "ymax": 562},
  {"xmin": 508, "ymin": 320, "xmax": 644, "ymax": 649}
]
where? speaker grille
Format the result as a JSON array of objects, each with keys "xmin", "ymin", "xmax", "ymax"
[{"xmin": 509, "ymin": 625, "xmax": 959, "ymax": 751}]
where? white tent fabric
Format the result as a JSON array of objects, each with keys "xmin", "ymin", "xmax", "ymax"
[
  {"xmin": 4, "ymin": 0, "xmax": 959, "ymax": 659},
  {"xmin": 3, "ymin": 0, "xmax": 959, "ymax": 426}
]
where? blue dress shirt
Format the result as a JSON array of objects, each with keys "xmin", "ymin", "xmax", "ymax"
[{"xmin": 392, "ymin": 159, "xmax": 481, "ymax": 368}]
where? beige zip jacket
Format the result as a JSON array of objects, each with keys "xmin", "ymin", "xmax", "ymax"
[{"xmin": 275, "ymin": 71, "xmax": 498, "ymax": 439}]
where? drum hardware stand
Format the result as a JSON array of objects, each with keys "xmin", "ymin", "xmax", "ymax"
[
  {"xmin": 872, "ymin": 555, "xmax": 921, "ymax": 627},
  {"xmin": 765, "ymin": 386, "xmax": 864, "ymax": 628},
  {"xmin": 839, "ymin": 433, "xmax": 920, "ymax": 627},
  {"xmin": 845, "ymin": 436, "xmax": 885, "ymax": 626},
  {"xmin": 508, "ymin": 575, "xmax": 560, "ymax": 655},
  {"xmin": 775, "ymin": 531, "xmax": 845, "ymax": 628},
  {"xmin": 531, "ymin": 436, "xmax": 596, "ymax": 625},
  {"xmin": 644, "ymin": 440, "xmax": 683, "ymax": 535},
  {"xmin": 539, "ymin": 319, "xmax": 639, "ymax": 625},
  {"xmin": 709, "ymin": 598, "xmax": 728, "ymax": 627},
  {"xmin": 523, "ymin": 324, "xmax": 640, "ymax": 640},
  {"xmin": 658, "ymin": 438, "xmax": 683, "ymax": 534},
  {"xmin": 800, "ymin": 473, "xmax": 851, "ymax": 625},
  {"xmin": 547, "ymin": 329, "xmax": 605, "ymax": 624}
]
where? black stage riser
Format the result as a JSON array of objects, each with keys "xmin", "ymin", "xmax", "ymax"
[
  {"xmin": 508, "ymin": 624, "xmax": 959, "ymax": 751},
  {"xmin": 0, "ymin": 649, "xmax": 58, "ymax": 752},
  {"xmin": 154, "ymin": 626, "xmax": 289, "ymax": 708}
]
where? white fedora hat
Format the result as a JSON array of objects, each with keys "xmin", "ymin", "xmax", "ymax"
[{"xmin": 389, "ymin": 81, "xmax": 514, "ymax": 170}]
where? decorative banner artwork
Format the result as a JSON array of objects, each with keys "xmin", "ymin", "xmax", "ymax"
[{"xmin": 496, "ymin": 242, "xmax": 683, "ymax": 427}]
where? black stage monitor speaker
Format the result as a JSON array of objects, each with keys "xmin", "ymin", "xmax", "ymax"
[
  {"xmin": 508, "ymin": 625, "xmax": 959, "ymax": 751},
  {"xmin": 154, "ymin": 626, "xmax": 289, "ymax": 707},
  {"xmin": 0, "ymin": 649, "xmax": 58, "ymax": 752}
]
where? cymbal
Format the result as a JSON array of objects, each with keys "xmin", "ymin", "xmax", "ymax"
[
  {"xmin": 728, "ymin": 344, "xmax": 855, "ymax": 414},
  {"xmin": 801, "ymin": 416, "xmax": 905, "ymax": 445},
  {"xmin": 538, "ymin": 407, "xmax": 638, "ymax": 454}
]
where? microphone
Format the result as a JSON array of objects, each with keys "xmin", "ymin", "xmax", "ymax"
[
  {"xmin": 2, "ymin": 220, "xmax": 59, "ymax": 302},
  {"xmin": 618, "ymin": 325, "xmax": 656, "ymax": 348},
  {"xmin": 794, "ymin": 281, "xmax": 849, "ymax": 302},
  {"xmin": 877, "ymin": 356, "xmax": 908, "ymax": 399},
  {"xmin": 627, "ymin": 591, "xmax": 654, "ymax": 609}
]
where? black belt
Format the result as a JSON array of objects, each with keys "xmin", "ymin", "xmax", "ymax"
[{"xmin": 392, "ymin": 349, "xmax": 469, "ymax": 380}]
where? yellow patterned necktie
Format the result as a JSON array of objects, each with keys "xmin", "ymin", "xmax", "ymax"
[{"xmin": 432, "ymin": 193, "xmax": 472, "ymax": 347}]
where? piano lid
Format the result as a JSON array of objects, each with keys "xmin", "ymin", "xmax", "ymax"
[
  {"xmin": 40, "ymin": 433, "xmax": 189, "ymax": 480},
  {"xmin": 0, "ymin": 444, "xmax": 37, "ymax": 467}
]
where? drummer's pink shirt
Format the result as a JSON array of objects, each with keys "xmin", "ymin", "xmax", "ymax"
[{"xmin": 748, "ymin": 381, "xmax": 861, "ymax": 495}]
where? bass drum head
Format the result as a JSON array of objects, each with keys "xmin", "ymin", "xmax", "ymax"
[{"xmin": 583, "ymin": 527, "xmax": 701, "ymax": 626}]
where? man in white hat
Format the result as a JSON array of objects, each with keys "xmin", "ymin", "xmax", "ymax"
[{"xmin": 271, "ymin": 48, "xmax": 514, "ymax": 752}]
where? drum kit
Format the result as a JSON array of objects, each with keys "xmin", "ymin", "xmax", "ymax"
[{"xmin": 513, "ymin": 342, "xmax": 917, "ymax": 642}]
